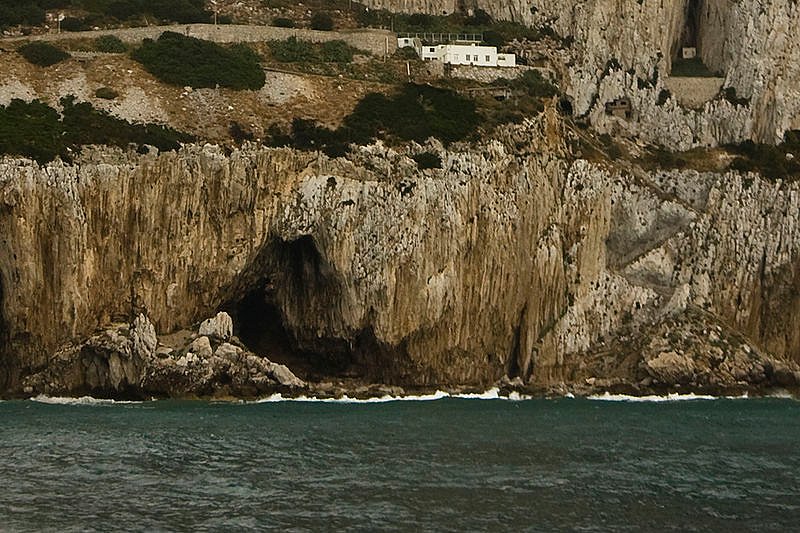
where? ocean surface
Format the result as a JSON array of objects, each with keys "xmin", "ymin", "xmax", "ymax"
[{"xmin": 1, "ymin": 392, "xmax": 798, "ymax": 532}]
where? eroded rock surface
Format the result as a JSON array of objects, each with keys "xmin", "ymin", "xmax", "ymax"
[{"xmin": 1, "ymin": 110, "xmax": 799, "ymax": 397}]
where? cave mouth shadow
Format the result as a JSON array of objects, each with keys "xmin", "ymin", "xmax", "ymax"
[{"xmin": 221, "ymin": 235, "xmax": 358, "ymax": 381}]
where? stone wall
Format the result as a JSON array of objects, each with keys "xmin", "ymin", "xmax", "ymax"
[
  {"xmin": 4, "ymin": 24, "xmax": 397, "ymax": 56},
  {"xmin": 664, "ymin": 76, "xmax": 725, "ymax": 109}
]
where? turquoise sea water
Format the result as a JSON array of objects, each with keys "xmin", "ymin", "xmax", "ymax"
[{"xmin": 1, "ymin": 394, "xmax": 798, "ymax": 532}]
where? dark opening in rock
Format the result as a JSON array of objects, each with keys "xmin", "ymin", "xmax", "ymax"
[
  {"xmin": 558, "ymin": 98, "xmax": 574, "ymax": 116},
  {"xmin": 682, "ymin": 0, "xmax": 702, "ymax": 50},
  {"xmin": 222, "ymin": 235, "xmax": 411, "ymax": 384},
  {"xmin": 222, "ymin": 236, "xmax": 357, "ymax": 381}
]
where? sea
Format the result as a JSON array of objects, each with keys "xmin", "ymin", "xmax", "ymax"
[{"xmin": 1, "ymin": 390, "xmax": 798, "ymax": 532}]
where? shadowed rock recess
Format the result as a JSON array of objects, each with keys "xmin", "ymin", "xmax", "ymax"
[{"xmin": 0, "ymin": 106, "xmax": 799, "ymax": 398}]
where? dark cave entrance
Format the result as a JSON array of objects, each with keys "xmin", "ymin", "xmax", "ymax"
[
  {"xmin": 223, "ymin": 236, "xmax": 359, "ymax": 381},
  {"xmin": 681, "ymin": 0, "xmax": 702, "ymax": 51}
]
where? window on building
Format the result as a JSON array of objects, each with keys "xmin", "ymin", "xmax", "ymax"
[
  {"xmin": 454, "ymin": 54, "xmax": 459, "ymax": 61},
  {"xmin": 473, "ymin": 55, "xmax": 479, "ymax": 61},
  {"xmin": 429, "ymin": 47, "xmax": 435, "ymax": 52},
  {"xmin": 485, "ymin": 55, "xmax": 491, "ymax": 62}
]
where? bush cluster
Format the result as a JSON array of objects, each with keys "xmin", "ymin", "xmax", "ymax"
[
  {"xmin": 95, "ymin": 87, "xmax": 119, "ymax": 100},
  {"xmin": 0, "ymin": 97, "xmax": 192, "ymax": 163},
  {"xmin": 18, "ymin": 42, "xmax": 70, "ymax": 67},
  {"xmin": 272, "ymin": 17, "xmax": 294, "ymax": 28},
  {"xmin": 268, "ymin": 37, "xmax": 356, "ymax": 64},
  {"xmin": 95, "ymin": 34, "xmax": 127, "ymax": 53},
  {"xmin": 1, "ymin": 0, "xmax": 212, "ymax": 30},
  {"xmin": 354, "ymin": 7, "xmax": 545, "ymax": 47},
  {"xmin": 267, "ymin": 84, "xmax": 480, "ymax": 157},
  {"xmin": 268, "ymin": 36, "xmax": 316, "ymax": 62},
  {"xmin": 499, "ymin": 70, "xmax": 558, "ymax": 98},
  {"xmin": 132, "ymin": 32, "xmax": 265, "ymax": 90},
  {"xmin": 310, "ymin": 12, "xmax": 333, "ymax": 31},
  {"xmin": 726, "ymin": 136, "xmax": 800, "ymax": 180},
  {"xmin": 0, "ymin": 0, "xmax": 51, "ymax": 29},
  {"xmin": 105, "ymin": 0, "xmax": 210, "ymax": 23}
]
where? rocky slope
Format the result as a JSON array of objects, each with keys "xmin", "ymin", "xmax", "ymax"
[
  {"xmin": 363, "ymin": 0, "xmax": 800, "ymax": 149},
  {"xmin": 1, "ymin": 108, "xmax": 798, "ymax": 397}
]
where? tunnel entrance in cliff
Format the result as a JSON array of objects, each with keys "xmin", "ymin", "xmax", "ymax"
[{"xmin": 222, "ymin": 236, "xmax": 363, "ymax": 382}]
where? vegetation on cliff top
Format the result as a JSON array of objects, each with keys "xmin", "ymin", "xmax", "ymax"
[
  {"xmin": 132, "ymin": 32, "xmax": 265, "ymax": 90},
  {"xmin": 267, "ymin": 83, "xmax": 480, "ymax": 157},
  {"xmin": 17, "ymin": 42, "xmax": 70, "ymax": 67},
  {"xmin": 0, "ymin": 0, "xmax": 213, "ymax": 31},
  {"xmin": 0, "ymin": 97, "xmax": 193, "ymax": 163},
  {"xmin": 268, "ymin": 37, "xmax": 356, "ymax": 64}
]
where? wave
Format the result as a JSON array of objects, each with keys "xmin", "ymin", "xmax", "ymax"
[
  {"xmin": 588, "ymin": 392, "xmax": 719, "ymax": 402},
  {"xmin": 253, "ymin": 387, "xmax": 533, "ymax": 404},
  {"xmin": 30, "ymin": 395, "xmax": 145, "ymax": 406}
]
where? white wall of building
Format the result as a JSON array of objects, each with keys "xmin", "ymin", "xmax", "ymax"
[{"xmin": 397, "ymin": 39, "xmax": 516, "ymax": 67}]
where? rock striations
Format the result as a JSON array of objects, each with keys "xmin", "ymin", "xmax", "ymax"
[
  {"xmin": 363, "ymin": 0, "xmax": 800, "ymax": 149},
  {"xmin": 0, "ymin": 108, "xmax": 799, "ymax": 397}
]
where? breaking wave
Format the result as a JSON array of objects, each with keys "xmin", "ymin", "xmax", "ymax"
[
  {"xmin": 253, "ymin": 387, "xmax": 533, "ymax": 404},
  {"xmin": 31, "ymin": 395, "xmax": 145, "ymax": 406}
]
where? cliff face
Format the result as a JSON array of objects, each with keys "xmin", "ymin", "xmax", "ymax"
[
  {"xmin": 363, "ymin": 0, "xmax": 800, "ymax": 149},
  {"xmin": 1, "ymin": 109, "xmax": 799, "ymax": 395}
]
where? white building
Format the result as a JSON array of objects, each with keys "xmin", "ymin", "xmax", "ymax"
[{"xmin": 398, "ymin": 38, "xmax": 516, "ymax": 68}]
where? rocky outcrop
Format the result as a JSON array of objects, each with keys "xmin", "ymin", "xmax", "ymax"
[
  {"xmin": 363, "ymin": 0, "xmax": 800, "ymax": 148},
  {"xmin": 1, "ymin": 108, "xmax": 799, "ymax": 397},
  {"xmin": 19, "ymin": 312, "xmax": 304, "ymax": 398}
]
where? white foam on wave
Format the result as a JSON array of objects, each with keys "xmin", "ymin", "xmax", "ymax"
[
  {"xmin": 31, "ymin": 395, "xmax": 144, "ymax": 406},
  {"xmin": 253, "ymin": 387, "xmax": 533, "ymax": 404},
  {"xmin": 588, "ymin": 392, "xmax": 718, "ymax": 402}
]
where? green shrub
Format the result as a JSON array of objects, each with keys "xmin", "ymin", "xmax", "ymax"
[
  {"xmin": 95, "ymin": 87, "xmax": 119, "ymax": 100},
  {"xmin": 725, "ymin": 140, "xmax": 799, "ymax": 180},
  {"xmin": 95, "ymin": 34, "xmax": 127, "ymax": 53},
  {"xmin": 494, "ymin": 70, "xmax": 557, "ymax": 99},
  {"xmin": 60, "ymin": 16, "xmax": 87, "ymax": 32},
  {"xmin": 342, "ymin": 84, "xmax": 480, "ymax": 145},
  {"xmin": 266, "ymin": 84, "xmax": 480, "ymax": 157},
  {"xmin": 0, "ymin": 99, "xmax": 64, "ymax": 163},
  {"xmin": 269, "ymin": 36, "xmax": 317, "ymax": 62},
  {"xmin": 310, "ymin": 12, "xmax": 333, "ymax": 31},
  {"xmin": 394, "ymin": 46, "xmax": 419, "ymax": 60},
  {"xmin": 132, "ymin": 32, "xmax": 265, "ymax": 90},
  {"xmin": 106, "ymin": 0, "xmax": 210, "ymax": 23},
  {"xmin": 229, "ymin": 121, "xmax": 254, "ymax": 145},
  {"xmin": 412, "ymin": 151, "xmax": 442, "ymax": 169},
  {"xmin": 18, "ymin": 41, "xmax": 70, "ymax": 67},
  {"xmin": 272, "ymin": 17, "xmax": 294, "ymax": 28},
  {"xmin": 0, "ymin": 2, "xmax": 46, "ymax": 30},
  {"xmin": 269, "ymin": 37, "xmax": 357, "ymax": 63},
  {"xmin": 320, "ymin": 40, "xmax": 354, "ymax": 63},
  {"xmin": 0, "ymin": 97, "xmax": 192, "ymax": 163},
  {"xmin": 407, "ymin": 13, "xmax": 434, "ymax": 28}
]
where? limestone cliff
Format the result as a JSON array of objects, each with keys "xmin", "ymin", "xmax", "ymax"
[
  {"xmin": 362, "ymin": 0, "xmax": 800, "ymax": 149},
  {"xmin": 1, "ymin": 108, "xmax": 799, "ymax": 396}
]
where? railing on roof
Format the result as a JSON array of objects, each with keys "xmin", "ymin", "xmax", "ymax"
[{"xmin": 397, "ymin": 32, "xmax": 483, "ymax": 44}]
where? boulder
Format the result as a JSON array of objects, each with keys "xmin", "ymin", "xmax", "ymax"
[
  {"xmin": 269, "ymin": 362, "xmax": 305, "ymax": 388},
  {"xmin": 199, "ymin": 312, "xmax": 233, "ymax": 340},
  {"xmin": 189, "ymin": 336, "xmax": 213, "ymax": 359},
  {"xmin": 132, "ymin": 314, "xmax": 158, "ymax": 358},
  {"xmin": 645, "ymin": 351, "xmax": 697, "ymax": 384},
  {"xmin": 214, "ymin": 342, "xmax": 241, "ymax": 362}
]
